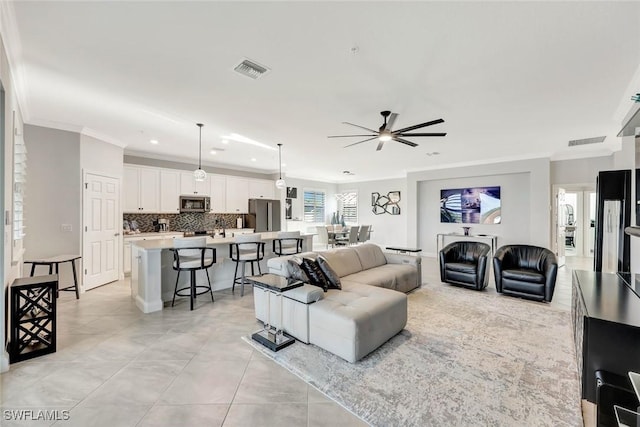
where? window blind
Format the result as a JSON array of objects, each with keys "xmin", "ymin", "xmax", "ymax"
[{"xmin": 304, "ymin": 190, "xmax": 325, "ymax": 222}]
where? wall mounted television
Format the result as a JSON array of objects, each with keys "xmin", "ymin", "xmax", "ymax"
[{"xmin": 440, "ymin": 186, "xmax": 501, "ymax": 224}]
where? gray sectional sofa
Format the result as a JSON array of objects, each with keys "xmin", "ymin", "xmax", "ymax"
[{"xmin": 254, "ymin": 243, "xmax": 421, "ymax": 362}]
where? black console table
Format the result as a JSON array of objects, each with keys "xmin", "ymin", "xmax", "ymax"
[{"xmin": 572, "ymin": 270, "xmax": 640, "ymax": 403}]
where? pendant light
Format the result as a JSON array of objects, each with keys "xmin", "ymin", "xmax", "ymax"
[
  {"xmin": 275, "ymin": 143, "xmax": 286, "ymax": 189},
  {"xmin": 193, "ymin": 123, "xmax": 207, "ymax": 182}
]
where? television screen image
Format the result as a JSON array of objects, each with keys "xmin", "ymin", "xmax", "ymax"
[{"xmin": 440, "ymin": 186, "xmax": 501, "ymax": 224}]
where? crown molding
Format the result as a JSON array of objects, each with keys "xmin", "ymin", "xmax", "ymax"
[
  {"xmin": 26, "ymin": 118, "xmax": 127, "ymax": 148},
  {"xmin": 0, "ymin": 1, "xmax": 31, "ymax": 121}
]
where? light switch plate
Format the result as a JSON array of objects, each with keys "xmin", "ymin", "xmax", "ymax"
[{"xmin": 61, "ymin": 224, "xmax": 72, "ymax": 232}]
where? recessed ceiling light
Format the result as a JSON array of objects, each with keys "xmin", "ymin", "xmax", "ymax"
[
  {"xmin": 210, "ymin": 150, "xmax": 217, "ymax": 155},
  {"xmin": 221, "ymin": 139, "xmax": 229, "ymax": 144},
  {"xmin": 150, "ymin": 139, "xmax": 159, "ymax": 144},
  {"xmin": 251, "ymin": 158, "xmax": 257, "ymax": 162},
  {"xmin": 426, "ymin": 152, "xmax": 440, "ymax": 156},
  {"xmin": 282, "ymin": 163, "xmax": 287, "ymax": 167}
]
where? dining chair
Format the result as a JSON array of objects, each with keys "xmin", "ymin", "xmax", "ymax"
[
  {"xmin": 358, "ymin": 225, "xmax": 371, "ymax": 243},
  {"xmin": 336, "ymin": 226, "xmax": 359, "ymax": 246},
  {"xmin": 316, "ymin": 225, "xmax": 336, "ymax": 249}
]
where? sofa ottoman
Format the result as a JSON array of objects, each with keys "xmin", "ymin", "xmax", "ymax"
[{"xmin": 309, "ymin": 284, "xmax": 407, "ymax": 363}]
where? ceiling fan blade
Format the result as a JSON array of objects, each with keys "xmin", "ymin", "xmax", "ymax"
[
  {"xmin": 376, "ymin": 140, "xmax": 385, "ymax": 151},
  {"xmin": 396, "ymin": 132, "xmax": 447, "ymax": 137},
  {"xmin": 344, "ymin": 136, "xmax": 378, "ymax": 148},
  {"xmin": 393, "ymin": 137, "xmax": 418, "ymax": 147},
  {"xmin": 384, "ymin": 113, "xmax": 398, "ymax": 131},
  {"xmin": 342, "ymin": 122, "xmax": 379, "ymax": 134},
  {"xmin": 328, "ymin": 134, "xmax": 376, "ymax": 138},
  {"xmin": 393, "ymin": 118, "xmax": 444, "ymax": 134}
]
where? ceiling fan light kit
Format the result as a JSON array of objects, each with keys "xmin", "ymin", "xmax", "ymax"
[{"xmin": 328, "ymin": 110, "xmax": 446, "ymax": 151}]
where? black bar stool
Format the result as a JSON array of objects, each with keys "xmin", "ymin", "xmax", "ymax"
[
  {"xmin": 169, "ymin": 237, "xmax": 216, "ymax": 310},
  {"xmin": 229, "ymin": 234, "xmax": 265, "ymax": 297},
  {"xmin": 272, "ymin": 231, "xmax": 303, "ymax": 256}
]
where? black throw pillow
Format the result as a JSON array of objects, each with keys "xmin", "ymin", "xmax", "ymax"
[
  {"xmin": 287, "ymin": 257, "xmax": 309, "ymax": 283},
  {"xmin": 299, "ymin": 257, "xmax": 330, "ymax": 292},
  {"xmin": 317, "ymin": 255, "xmax": 342, "ymax": 290}
]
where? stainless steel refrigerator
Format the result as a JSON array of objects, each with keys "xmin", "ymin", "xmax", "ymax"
[
  {"xmin": 594, "ymin": 169, "xmax": 631, "ymax": 273},
  {"xmin": 246, "ymin": 199, "xmax": 281, "ymax": 232}
]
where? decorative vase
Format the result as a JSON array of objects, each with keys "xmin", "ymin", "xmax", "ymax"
[{"xmin": 462, "ymin": 226, "xmax": 470, "ymax": 236}]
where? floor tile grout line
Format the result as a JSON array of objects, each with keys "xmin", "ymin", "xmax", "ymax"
[{"xmin": 220, "ymin": 348, "xmax": 257, "ymax": 426}]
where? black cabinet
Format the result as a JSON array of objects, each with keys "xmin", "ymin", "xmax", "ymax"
[
  {"xmin": 9, "ymin": 274, "xmax": 58, "ymax": 363},
  {"xmin": 572, "ymin": 270, "xmax": 640, "ymax": 403}
]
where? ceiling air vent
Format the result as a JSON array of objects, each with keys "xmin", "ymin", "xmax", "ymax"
[
  {"xmin": 233, "ymin": 59, "xmax": 270, "ymax": 80},
  {"xmin": 568, "ymin": 136, "xmax": 606, "ymax": 147}
]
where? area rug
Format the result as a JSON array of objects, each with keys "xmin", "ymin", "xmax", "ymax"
[{"xmin": 243, "ymin": 283, "xmax": 582, "ymax": 426}]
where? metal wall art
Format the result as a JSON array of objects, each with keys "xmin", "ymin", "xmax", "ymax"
[{"xmin": 372, "ymin": 191, "xmax": 401, "ymax": 215}]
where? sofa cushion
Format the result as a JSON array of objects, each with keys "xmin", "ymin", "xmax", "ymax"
[
  {"xmin": 320, "ymin": 248, "xmax": 363, "ymax": 278},
  {"xmin": 288, "ymin": 257, "xmax": 309, "ymax": 283},
  {"xmin": 317, "ymin": 255, "xmax": 341, "ymax": 290},
  {"xmin": 300, "ymin": 257, "xmax": 330, "ymax": 291},
  {"xmin": 353, "ymin": 243, "xmax": 387, "ymax": 270},
  {"xmin": 445, "ymin": 262, "xmax": 476, "ymax": 275},
  {"xmin": 343, "ymin": 264, "xmax": 417, "ymax": 293},
  {"xmin": 268, "ymin": 252, "xmax": 317, "ymax": 276},
  {"xmin": 502, "ymin": 268, "xmax": 545, "ymax": 284},
  {"xmin": 308, "ymin": 283, "xmax": 407, "ymax": 362}
]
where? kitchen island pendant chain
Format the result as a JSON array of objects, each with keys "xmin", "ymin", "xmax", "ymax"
[
  {"xmin": 275, "ymin": 143, "xmax": 285, "ymax": 189},
  {"xmin": 194, "ymin": 123, "xmax": 207, "ymax": 182}
]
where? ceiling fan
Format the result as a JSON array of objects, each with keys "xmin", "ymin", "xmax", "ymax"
[{"xmin": 328, "ymin": 110, "xmax": 446, "ymax": 151}]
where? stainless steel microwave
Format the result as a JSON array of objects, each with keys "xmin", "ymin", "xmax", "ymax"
[{"xmin": 179, "ymin": 195, "xmax": 210, "ymax": 213}]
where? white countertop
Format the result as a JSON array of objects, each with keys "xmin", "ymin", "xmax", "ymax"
[
  {"xmin": 124, "ymin": 232, "xmax": 183, "ymax": 239},
  {"xmin": 131, "ymin": 232, "xmax": 315, "ymax": 250}
]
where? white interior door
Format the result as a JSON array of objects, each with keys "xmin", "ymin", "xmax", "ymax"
[
  {"xmin": 83, "ymin": 173, "xmax": 120, "ymax": 290},
  {"xmin": 554, "ymin": 187, "xmax": 566, "ymax": 267}
]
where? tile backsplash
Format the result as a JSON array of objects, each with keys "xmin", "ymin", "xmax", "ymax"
[{"xmin": 123, "ymin": 213, "xmax": 246, "ymax": 233}]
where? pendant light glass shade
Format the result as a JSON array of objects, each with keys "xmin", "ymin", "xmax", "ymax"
[
  {"xmin": 194, "ymin": 123, "xmax": 207, "ymax": 182},
  {"xmin": 275, "ymin": 143, "xmax": 285, "ymax": 189}
]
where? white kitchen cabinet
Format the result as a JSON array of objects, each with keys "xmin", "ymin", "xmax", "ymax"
[
  {"xmin": 160, "ymin": 169, "xmax": 180, "ymax": 213},
  {"xmin": 123, "ymin": 166, "xmax": 160, "ymax": 213},
  {"xmin": 225, "ymin": 177, "xmax": 250, "ymax": 213},
  {"xmin": 180, "ymin": 172, "xmax": 210, "ymax": 196},
  {"xmin": 249, "ymin": 179, "xmax": 275, "ymax": 200},
  {"xmin": 210, "ymin": 175, "xmax": 226, "ymax": 212}
]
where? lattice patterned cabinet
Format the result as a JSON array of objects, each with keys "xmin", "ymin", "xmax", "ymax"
[{"xmin": 9, "ymin": 274, "xmax": 58, "ymax": 363}]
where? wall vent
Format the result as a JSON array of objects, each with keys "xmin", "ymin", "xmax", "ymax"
[
  {"xmin": 233, "ymin": 59, "xmax": 270, "ymax": 80},
  {"xmin": 568, "ymin": 136, "xmax": 606, "ymax": 147}
]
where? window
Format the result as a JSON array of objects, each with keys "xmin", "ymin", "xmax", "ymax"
[
  {"xmin": 337, "ymin": 191, "xmax": 358, "ymax": 224},
  {"xmin": 304, "ymin": 190, "xmax": 325, "ymax": 222}
]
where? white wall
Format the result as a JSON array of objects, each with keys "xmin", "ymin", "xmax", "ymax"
[
  {"xmin": 81, "ymin": 134, "xmax": 124, "ymax": 180},
  {"xmin": 417, "ymin": 172, "xmax": 530, "ymax": 256},
  {"xmin": 24, "ymin": 125, "xmax": 81, "ymax": 260},
  {"xmin": 284, "ymin": 177, "xmax": 338, "ymax": 234},
  {"xmin": 337, "ymin": 178, "xmax": 407, "ymax": 248},
  {"xmin": 551, "ymin": 155, "xmax": 614, "ymax": 186},
  {"xmin": 407, "ymin": 158, "xmax": 551, "ymax": 256}
]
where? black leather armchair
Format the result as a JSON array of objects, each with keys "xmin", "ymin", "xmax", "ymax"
[
  {"xmin": 439, "ymin": 241, "xmax": 490, "ymax": 290},
  {"xmin": 493, "ymin": 245, "xmax": 558, "ymax": 302}
]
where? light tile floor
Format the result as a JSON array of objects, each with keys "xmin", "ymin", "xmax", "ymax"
[{"xmin": 1, "ymin": 255, "xmax": 590, "ymax": 426}]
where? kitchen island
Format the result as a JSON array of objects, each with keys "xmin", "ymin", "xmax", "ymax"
[{"xmin": 130, "ymin": 232, "xmax": 314, "ymax": 313}]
